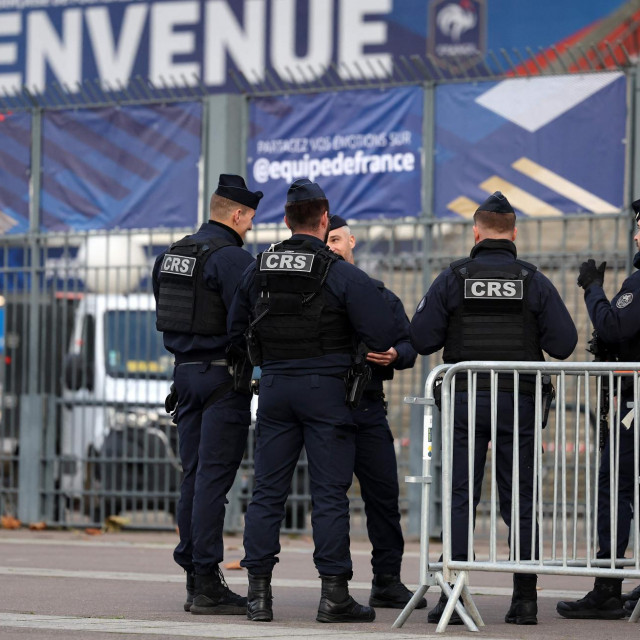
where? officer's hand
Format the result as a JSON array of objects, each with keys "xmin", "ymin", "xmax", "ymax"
[
  {"xmin": 366, "ymin": 347, "xmax": 398, "ymax": 366},
  {"xmin": 577, "ymin": 259, "xmax": 606, "ymax": 290}
]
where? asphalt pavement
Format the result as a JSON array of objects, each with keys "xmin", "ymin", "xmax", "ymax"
[{"xmin": 0, "ymin": 527, "xmax": 637, "ymax": 639}]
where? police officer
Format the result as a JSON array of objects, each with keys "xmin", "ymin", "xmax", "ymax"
[
  {"xmin": 152, "ymin": 174, "xmax": 262, "ymax": 615},
  {"xmin": 556, "ymin": 201, "xmax": 640, "ymax": 620},
  {"xmin": 326, "ymin": 214, "xmax": 426, "ymax": 610},
  {"xmin": 409, "ymin": 191, "xmax": 577, "ymax": 626},
  {"xmin": 227, "ymin": 178, "xmax": 397, "ymax": 623}
]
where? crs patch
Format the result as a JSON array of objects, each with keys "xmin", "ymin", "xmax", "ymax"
[
  {"xmin": 465, "ymin": 279, "xmax": 523, "ymax": 299},
  {"xmin": 616, "ymin": 292, "xmax": 634, "ymax": 309},
  {"xmin": 160, "ymin": 254, "xmax": 196, "ymax": 277},
  {"xmin": 260, "ymin": 252, "xmax": 314, "ymax": 272}
]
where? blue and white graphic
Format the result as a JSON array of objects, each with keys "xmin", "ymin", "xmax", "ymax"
[
  {"xmin": 0, "ymin": 1, "xmax": 627, "ymax": 95},
  {"xmin": 434, "ymin": 71, "xmax": 626, "ymax": 218},
  {"xmin": 0, "ymin": 113, "xmax": 31, "ymax": 235},
  {"xmin": 248, "ymin": 87, "xmax": 423, "ymax": 222},
  {"xmin": 429, "ymin": 0, "xmax": 486, "ymax": 64},
  {"xmin": 41, "ymin": 102, "xmax": 202, "ymax": 231}
]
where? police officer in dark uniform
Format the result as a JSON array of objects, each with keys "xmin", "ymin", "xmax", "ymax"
[
  {"xmin": 326, "ymin": 214, "xmax": 426, "ymax": 610},
  {"xmin": 557, "ymin": 200, "xmax": 640, "ymax": 620},
  {"xmin": 227, "ymin": 178, "xmax": 397, "ymax": 623},
  {"xmin": 152, "ymin": 174, "xmax": 263, "ymax": 615},
  {"xmin": 409, "ymin": 191, "xmax": 577, "ymax": 626}
]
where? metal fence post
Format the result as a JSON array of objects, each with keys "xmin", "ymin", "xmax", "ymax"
[
  {"xmin": 203, "ymin": 93, "xmax": 246, "ymax": 211},
  {"xmin": 17, "ymin": 107, "xmax": 44, "ymax": 524},
  {"xmin": 409, "ymin": 81, "xmax": 437, "ymax": 537}
]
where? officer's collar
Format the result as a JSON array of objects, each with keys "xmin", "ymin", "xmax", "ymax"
[
  {"xmin": 634, "ymin": 250, "xmax": 640, "ymax": 270},
  {"xmin": 287, "ymin": 233, "xmax": 326, "ymax": 248},
  {"xmin": 206, "ymin": 220, "xmax": 244, "ymax": 246},
  {"xmin": 470, "ymin": 238, "xmax": 517, "ymax": 259}
]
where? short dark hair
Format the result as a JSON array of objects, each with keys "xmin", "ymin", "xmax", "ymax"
[
  {"xmin": 473, "ymin": 209, "xmax": 516, "ymax": 233},
  {"xmin": 284, "ymin": 198, "xmax": 329, "ymax": 232}
]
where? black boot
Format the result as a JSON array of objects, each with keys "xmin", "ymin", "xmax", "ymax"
[
  {"xmin": 190, "ymin": 567, "xmax": 247, "ymax": 615},
  {"xmin": 622, "ymin": 583, "xmax": 640, "ymax": 604},
  {"xmin": 427, "ymin": 589, "xmax": 463, "ymax": 625},
  {"xmin": 556, "ymin": 577, "xmax": 625, "ymax": 620},
  {"xmin": 623, "ymin": 583, "xmax": 640, "ymax": 617},
  {"xmin": 369, "ymin": 573, "xmax": 426, "ymax": 609},
  {"xmin": 505, "ymin": 574, "xmax": 538, "ymax": 625},
  {"xmin": 247, "ymin": 573, "xmax": 273, "ymax": 622},
  {"xmin": 184, "ymin": 571, "xmax": 195, "ymax": 612},
  {"xmin": 316, "ymin": 574, "xmax": 376, "ymax": 623}
]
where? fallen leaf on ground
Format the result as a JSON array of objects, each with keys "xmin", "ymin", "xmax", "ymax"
[
  {"xmin": 84, "ymin": 528, "xmax": 102, "ymax": 536},
  {"xmin": 0, "ymin": 515, "xmax": 21, "ymax": 529},
  {"xmin": 28, "ymin": 522, "xmax": 47, "ymax": 531},
  {"xmin": 105, "ymin": 515, "xmax": 131, "ymax": 532},
  {"xmin": 224, "ymin": 560, "xmax": 243, "ymax": 570}
]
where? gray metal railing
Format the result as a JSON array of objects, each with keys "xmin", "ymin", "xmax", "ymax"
[{"xmin": 396, "ymin": 361, "xmax": 640, "ymax": 632}]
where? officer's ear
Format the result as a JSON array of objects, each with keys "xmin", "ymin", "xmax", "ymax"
[
  {"xmin": 283, "ymin": 215, "xmax": 292, "ymax": 231},
  {"xmin": 473, "ymin": 225, "xmax": 480, "ymax": 244},
  {"xmin": 512, "ymin": 227, "xmax": 518, "ymax": 242},
  {"xmin": 349, "ymin": 233, "xmax": 356, "ymax": 251}
]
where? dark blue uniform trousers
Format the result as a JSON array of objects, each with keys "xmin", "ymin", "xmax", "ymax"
[
  {"xmin": 352, "ymin": 393, "xmax": 404, "ymax": 575},
  {"xmin": 241, "ymin": 373, "xmax": 356, "ymax": 576},
  {"xmin": 597, "ymin": 393, "xmax": 638, "ymax": 560},
  {"xmin": 173, "ymin": 363, "xmax": 250, "ymax": 575},
  {"xmin": 451, "ymin": 391, "xmax": 537, "ymax": 562}
]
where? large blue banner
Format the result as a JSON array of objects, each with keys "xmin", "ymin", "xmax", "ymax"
[
  {"xmin": 0, "ymin": 112, "xmax": 31, "ymax": 235},
  {"xmin": 248, "ymin": 87, "xmax": 423, "ymax": 222},
  {"xmin": 434, "ymin": 72, "xmax": 626, "ymax": 218},
  {"xmin": 41, "ymin": 102, "xmax": 201, "ymax": 231},
  {"xmin": 0, "ymin": 1, "xmax": 627, "ymax": 95}
]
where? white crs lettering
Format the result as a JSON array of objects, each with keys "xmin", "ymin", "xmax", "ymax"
[
  {"xmin": 465, "ymin": 279, "xmax": 523, "ymax": 299},
  {"xmin": 161, "ymin": 254, "xmax": 196, "ymax": 277},
  {"xmin": 260, "ymin": 252, "xmax": 315, "ymax": 273}
]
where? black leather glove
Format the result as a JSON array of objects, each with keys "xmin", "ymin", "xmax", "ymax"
[{"xmin": 577, "ymin": 259, "xmax": 606, "ymax": 290}]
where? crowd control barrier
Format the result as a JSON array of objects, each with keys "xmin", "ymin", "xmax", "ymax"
[{"xmin": 394, "ymin": 361, "xmax": 640, "ymax": 633}]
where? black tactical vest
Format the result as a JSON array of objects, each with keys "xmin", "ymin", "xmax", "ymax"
[
  {"xmin": 156, "ymin": 235, "xmax": 233, "ymax": 335},
  {"xmin": 443, "ymin": 257, "xmax": 542, "ymax": 364},
  {"xmin": 252, "ymin": 241, "xmax": 355, "ymax": 361}
]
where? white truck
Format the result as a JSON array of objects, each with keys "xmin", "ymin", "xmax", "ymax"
[{"xmin": 59, "ymin": 291, "xmax": 180, "ymax": 522}]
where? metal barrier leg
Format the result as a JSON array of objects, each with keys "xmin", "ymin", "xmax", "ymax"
[
  {"xmin": 460, "ymin": 581, "xmax": 484, "ymax": 627},
  {"xmin": 435, "ymin": 572, "xmax": 479, "ymax": 633},
  {"xmin": 392, "ymin": 584, "xmax": 430, "ymax": 628},
  {"xmin": 630, "ymin": 599, "xmax": 640, "ymax": 623}
]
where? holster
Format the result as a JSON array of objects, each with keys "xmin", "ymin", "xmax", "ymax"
[
  {"xmin": 164, "ymin": 383, "xmax": 179, "ymax": 425},
  {"xmin": 541, "ymin": 375, "xmax": 555, "ymax": 429},
  {"xmin": 245, "ymin": 325, "xmax": 263, "ymax": 366},
  {"xmin": 225, "ymin": 344, "xmax": 253, "ymax": 394},
  {"xmin": 345, "ymin": 355, "xmax": 372, "ymax": 409},
  {"xmin": 433, "ymin": 376, "xmax": 443, "ymax": 411}
]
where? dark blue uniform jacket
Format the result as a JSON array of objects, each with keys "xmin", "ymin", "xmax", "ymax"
[
  {"xmin": 582, "ymin": 252, "xmax": 640, "ymax": 360},
  {"xmin": 367, "ymin": 285, "xmax": 417, "ymax": 391}
]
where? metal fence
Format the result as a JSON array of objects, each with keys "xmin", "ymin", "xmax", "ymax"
[
  {"xmin": 0, "ymin": 44, "xmax": 638, "ymax": 533},
  {"xmin": 395, "ymin": 361, "xmax": 640, "ymax": 632},
  {"xmin": 0, "ymin": 211, "xmax": 633, "ymax": 533}
]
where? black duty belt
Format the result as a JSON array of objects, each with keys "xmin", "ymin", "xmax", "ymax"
[{"xmin": 176, "ymin": 359, "xmax": 227, "ymax": 367}]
